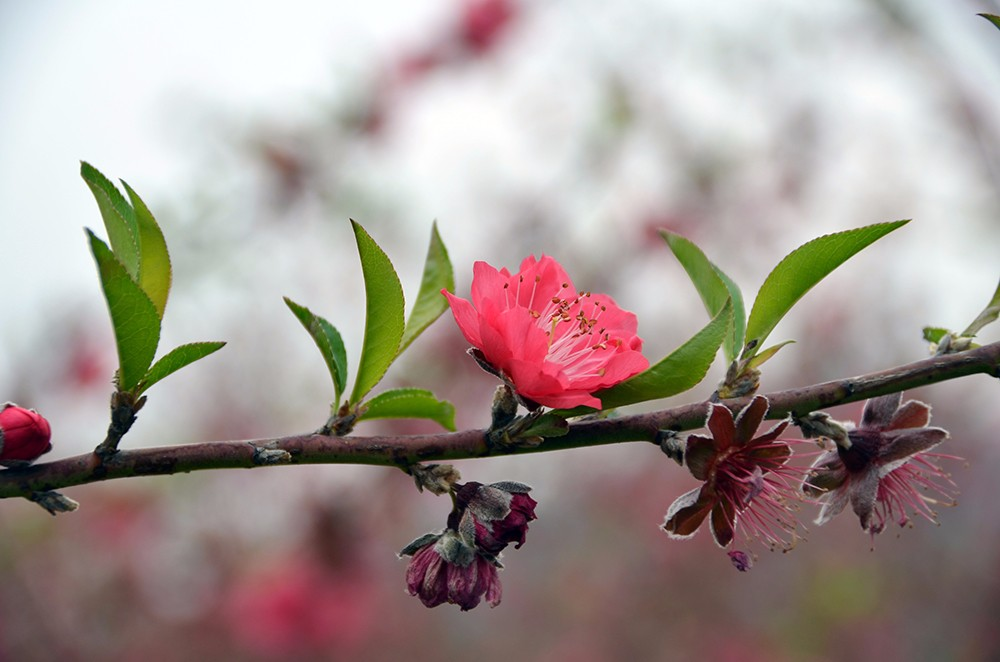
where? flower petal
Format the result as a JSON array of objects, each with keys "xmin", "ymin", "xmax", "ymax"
[
  {"xmin": 709, "ymin": 499, "xmax": 736, "ymax": 548},
  {"xmin": 684, "ymin": 434, "xmax": 716, "ymax": 481},
  {"xmin": 888, "ymin": 400, "xmax": 931, "ymax": 430},
  {"xmin": 849, "ymin": 468, "xmax": 880, "ymax": 532},
  {"xmin": 662, "ymin": 487, "xmax": 714, "ymax": 539},
  {"xmin": 470, "ymin": 260, "xmax": 510, "ymax": 312},
  {"xmin": 878, "ymin": 427, "xmax": 948, "ymax": 464},
  {"xmin": 733, "ymin": 395, "xmax": 769, "ymax": 446},
  {"xmin": 803, "ymin": 451, "xmax": 847, "ymax": 496},
  {"xmin": 442, "ymin": 291, "xmax": 484, "ymax": 348},
  {"xmin": 705, "ymin": 403, "xmax": 736, "ymax": 451},
  {"xmin": 748, "ymin": 418, "xmax": 791, "ymax": 448},
  {"xmin": 861, "ymin": 393, "xmax": 902, "ymax": 430},
  {"xmin": 814, "ymin": 484, "xmax": 850, "ymax": 525}
]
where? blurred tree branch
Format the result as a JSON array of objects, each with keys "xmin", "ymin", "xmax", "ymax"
[{"xmin": 1, "ymin": 341, "xmax": 997, "ymax": 502}]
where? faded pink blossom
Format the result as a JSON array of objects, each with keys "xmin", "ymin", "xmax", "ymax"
[
  {"xmin": 662, "ymin": 396, "xmax": 805, "ymax": 566},
  {"xmin": 401, "ymin": 531, "xmax": 502, "ymax": 611},
  {"xmin": 225, "ymin": 555, "xmax": 377, "ymax": 656},
  {"xmin": 805, "ymin": 393, "xmax": 955, "ymax": 535},
  {"xmin": 443, "ymin": 255, "xmax": 648, "ymax": 409},
  {"xmin": 0, "ymin": 403, "xmax": 52, "ymax": 467}
]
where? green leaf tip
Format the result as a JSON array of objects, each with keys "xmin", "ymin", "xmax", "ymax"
[
  {"xmin": 979, "ymin": 14, "xmax": 1000, "ymax": 31},
  {"xmin": 661, "ymin": 230, "xmax": 746, "ymax": 363},
  {"xmin": 399, "ymin": 222, "xmax": 455, "ymax": 355},
  {"xmin": 744, "ymin": 220, "xmax": 909, "ymax": 358},
  {"xmin": 349, "ymin": 220, "xmax": 406, "ymax": 403},
  {"xmin": 86, "ymin": 229, "xmax": 161, "ymax": 392},
  {"xmin": 358, "ymin": 388, "xmax": 456, "ymax": 431},
  {"xmin": 284, "ymin": 296, "xmax": 349, "ymax": 405},
  {"xmin": 81, "ymin": 162, "xmax": 140, "ymax": 280},
  {"xmin": 81, "ymin": 163, "xmax": 173, "ymax": 319},
  {"xmin": 122, "ymin": 181, "xmax": 172, "ymax": 318}
]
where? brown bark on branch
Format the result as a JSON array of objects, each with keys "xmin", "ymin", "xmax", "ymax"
[{"xmin": 1, "ymin": 341, "xmax": 997, "ymax": 501}]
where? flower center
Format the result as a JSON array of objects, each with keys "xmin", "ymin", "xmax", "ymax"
[{"xmin": 504, "ymin": 275, "xmax": 619, "ymax": 379}]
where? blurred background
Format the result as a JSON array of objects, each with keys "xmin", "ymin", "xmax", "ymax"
[{"xmin": 2, "ymin": 0, "xmax": 1000, "ymax": 659}]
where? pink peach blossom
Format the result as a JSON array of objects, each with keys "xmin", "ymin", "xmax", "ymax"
[{"xmin": 443, "ymin": 255, "xmax": 648, "ymax": 409}]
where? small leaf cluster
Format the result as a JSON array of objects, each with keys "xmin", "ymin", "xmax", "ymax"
[
  {"xmin": 285, "ymin": 221, "xmax": 457, "ymax": 434},
  {"xmin": 82, "ymin": 163, "xmax": 225, "ymax": 404}
]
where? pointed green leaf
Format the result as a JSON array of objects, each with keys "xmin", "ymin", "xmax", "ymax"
[
  {"xmin": 979, "ymin": 13, "xmax": 1000, "ymax": 32},
  {"xmin": 595, "ymin": 298, "xmax": 733, "ymax": 409},
  {"xmin": 138, "ymin": 341, "xmax": 225, "ymax": 394},
  {"xmin": 284, "ymin": 297, "xmax": 349, "ymax": 404},
  {"xmin": 745, "ymin": 340, "xmax": 795, "ymax": 371},
  {"xmin": 358, "ymin": 388, "xmax": 456, "ymax": 431},
  {"xmin": 399, "ymin": 222, "xmax": 455, "ymax": 355},
  {"xmin": 87, "ymin": 230, "xmax": 161, "ymax": 392},
  {"xmin": 744, "ymin": 220, "xmax": 908, "ymax": 357},
  {"xmin": 661, "ymin": 230, "xmax": 746, "ymax": 362},
  {"xmin": 122, "ymin": 181, "xmax": 172, "ymax": 319},
  {"xmin": 81, "ymin": 162, "xmax": 140, "ymax": 280},
  {"xmin": 349, "ymin": 221, "xmax": 406, "ymax": 402}
]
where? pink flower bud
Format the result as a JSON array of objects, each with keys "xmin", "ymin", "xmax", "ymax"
[{"xmin": 0, "ymin": 403, "xmax": 52, "ymax": 467}]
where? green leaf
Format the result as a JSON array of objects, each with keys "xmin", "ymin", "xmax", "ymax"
[
  {"xmin": 284, "ymin": 297, "xmax": 349, "ymax": 404},
  {"xmin": 87, "ymin": 230, "xmax": 161, "ymax": 392},
  {"xmin": 744, "ymin": 220, "xmax": 908, "ymax": 357},
  {"xmin": 349, "ymin": 220, "xmax": 406, "ymax": 402},
  {"xmin": 979, "ymin": 13, "xmax": 1000, "ymax": 32},
  {"xmin": 714, "ymin": 267, "xmax": 746, "ymax": 362},
  {"xmin": 661, "ymin": 230, "xmax": 746, "ymax": 362},
  {"xmin": 595, "ymin": 298, "xmax": 733, "ymax": 409},
  {"xmin": 922, "ymin": 326, "xmax": 949, "ymax": 344},
  {"xmin": 399, "ymin": 222, "xmax": 455, "ymax": 355},
  {"xmin": 81, "ymin": 162, "xmax": 140, "ymax": 280},
  {"xmin": 122, "ymin": 181, "xmax": 172, "ymax": 319},
  {"xmin": 358, "ymin": 388, "xmax": 456, "ymax": 431},
  {"xmin": 139, "ymin": 341, "xmax": 226, "ymax": 394},
  {"xmin": 745, "ymin": 340, "xmax": 795, "ymax": 371}
]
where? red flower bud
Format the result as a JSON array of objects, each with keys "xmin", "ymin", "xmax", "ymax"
[
  {"xmin": 454, "ymin": 481, "xmax": 538, "ymax": 555},
  {"xmin": 0, "ymin": 403, "xmax": 52, "ymax": 467},
  {"xmin": 400, "ymin": 531, "xmax": 502, "ymax": 611}
]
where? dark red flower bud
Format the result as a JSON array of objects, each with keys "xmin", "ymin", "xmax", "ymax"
[
  {"xmin": 0, "ymin": 403, "xmax": 52, "ymax": 467},
  {"xmin": 400, "ymin": 531, "xmax": 502, "ymax": 611},
  {"xmin": 455, "ymin": 481, "xmax": 537, "ymax": 555}
]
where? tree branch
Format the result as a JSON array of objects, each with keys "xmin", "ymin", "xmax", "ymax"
[{"xmin": 2, "ymin": 341, "xmax": 997, "ymax": 501}]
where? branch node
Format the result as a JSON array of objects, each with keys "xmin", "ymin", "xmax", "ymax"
[{"xmin": 249, "ymin": 442, "xmax": 293, "ymax": 466}]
